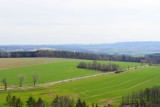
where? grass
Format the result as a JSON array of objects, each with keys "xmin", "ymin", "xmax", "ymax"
[
  {"xmin": 42, "ymin": 66, "xmax": 160, "ymax": 105},
  {"xmin": 0, "ymin": 66, "xmax": 160, "ymax": 106},
  {"xmin": 0, "ymin": 58, "xmax": 142, "ymax": 106},
  {"xmin": 0, "ymin": 58, "xmax": 140, "ymax": 86}
]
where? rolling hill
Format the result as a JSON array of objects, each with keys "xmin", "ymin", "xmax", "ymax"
[{"xmin": 1, "ymin": 41, "xmax": 160, "ymax": 55}]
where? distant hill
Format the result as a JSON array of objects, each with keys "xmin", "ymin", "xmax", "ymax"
[{"xmin": 1, "ymin": 41, "xmax": 160, "ymax": 56}]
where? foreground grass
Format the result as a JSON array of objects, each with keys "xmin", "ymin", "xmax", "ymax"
[
  {"xmin": 0, "ymin": 66, "xmax": 160, "ymax": 107},
  {"xmin": 0, "ymin": 58, "xmax": 140, "ymax": 86}
]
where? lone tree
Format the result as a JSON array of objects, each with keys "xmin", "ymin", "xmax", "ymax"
[
  {"xmin": 2, "ymin": 78, "xmax": 7, "ymax": 90},
  {"xmin": 18, "ymin": 74, "xmax": 24, "ymax": 87},
  {"xmin": 32, "ymin": 73, "xmax": 39, "ymax": 85}
]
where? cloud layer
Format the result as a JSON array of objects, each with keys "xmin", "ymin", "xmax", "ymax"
[{"xmin": 0, "ymin": 0, "xmax": 160, "ymax": 44}]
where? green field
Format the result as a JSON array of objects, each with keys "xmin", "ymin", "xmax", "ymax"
[
  {"xmin": 0, "ymin": 66, "xmax": 160, "ymax": 106},
  {"xmin": 0, "ymin": 58, "xmax": 145, "ymax": 106},
  {"xmin": 0, "ymin": 58, "xmax": 140, "ymax": 86}
]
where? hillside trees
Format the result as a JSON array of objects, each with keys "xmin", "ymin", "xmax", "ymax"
[{"xmin": 0, "ymin": 50, "xmax": 144, "ymax": 63}]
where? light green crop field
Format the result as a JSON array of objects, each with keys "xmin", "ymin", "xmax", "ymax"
[
  {"xmin": 0, "ymin": 58, "xmax": 70, "ymax": 70},
  {"xmin": 0, "ymin": 66, "xmax": 160, "ymax": 107},
  {"xmin": 0, "ymin": 58, "xmax": 140, "ymax": 86}
]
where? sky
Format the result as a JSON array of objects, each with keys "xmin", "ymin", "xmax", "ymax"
[{"xmin": 0, "ymin": 0, "xmax": 160, "ymax": 45}]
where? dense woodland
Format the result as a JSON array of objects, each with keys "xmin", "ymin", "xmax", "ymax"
[
  {"xmin": 0, "ymin": 50, "xmax": 143, "ymax": 62},
  {"xmin": 77, "ymin": 61, "xmax": 119, "ymax": 72},
  {"xmin": 121, "ymin": 86, "xmax": 160, "ymax": 107},
  {"xmin": 0, "ymin": 50, "xmax": 160, "ymax": 64},
  {"xmin": 145, "ymin": 53, "xmax": 160, "ymax": 65}
]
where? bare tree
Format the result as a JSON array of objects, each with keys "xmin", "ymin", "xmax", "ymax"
[
  {"xmin": 2, "ymin": 78, "xmax": 7, "ymax": 90},
  {"xmin": 18, "ymin": 74, "xmax": 24, "ymax": 87},
  {"xmin": 32, "ymin": 73, "xmax": 39, "ymax": 85}
]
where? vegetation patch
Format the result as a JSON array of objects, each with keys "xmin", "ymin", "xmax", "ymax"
[
  {"xmin": 121, "ymin": 86, "xmax": 160, "ymax": 107},
  {"xmin": 5, "ymin": 94, "xmax": 97, "ymax": 107},
  {"xmin": 77, "ymin": 61, "xmax": 120, "ymax": 72}
]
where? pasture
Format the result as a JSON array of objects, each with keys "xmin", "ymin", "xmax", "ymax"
[
  {"xmin": 0, "ymin": 66, "xmax": 160, "ymax": 106},
  {"xmin": 0, "ymin": 58, "xmax": 143, "ymax": 106},
  {"xmin": 0, "ymin": 58, "xmax": 140, "ymax": 86}
]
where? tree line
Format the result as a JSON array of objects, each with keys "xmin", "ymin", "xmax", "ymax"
[
  {"xmin": 77, "ymin": 61, "xmax": 119, "ymax": 72},
  {"xmin": 145, "ymin": 53, "xmax": 160, "ymax": 65},
  {"xmin": 121, "ymin": 86, "xmax": 160, "ymax": 107},
  {"xmin": 5, "ymin": 94, "xmax": 99, "ymax": 107},
  {"xmin": 0, "ymin": 50, "xmax": 144, "ymax": 63},
  {"xmin": 1, "ymin": 50, "xmax": 160, "ymax": 64},
  {"xmin": 1, "ymin": 73, "xmax": 39, "ymax": 91}
]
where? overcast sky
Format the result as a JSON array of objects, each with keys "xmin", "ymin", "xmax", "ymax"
[{"xmin": 0, "ymin": 0, "xmax": 160, "ymax": 45}]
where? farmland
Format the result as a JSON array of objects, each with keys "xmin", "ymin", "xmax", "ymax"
[
  {"xmin": 0, "ymin": 58, "xmax": 75, "ymax": 70},
  {"xmin": 0, "ymin": 58, "xmax": 151, "ymax": 107},
  {"xmin": 0, "ymin": 58, "xmax": 140, "ymax": 86},
  {"xmin": 0, "ymin": 66, "xmax": 160, "ymax": 106}
]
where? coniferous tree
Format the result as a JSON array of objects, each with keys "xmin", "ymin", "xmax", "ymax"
[
  {"xmin": 26, "ymin": 96, "xmax": 36, "ymax": 107},
  {"xmin": 51, "ymin": 95, "xmax": 74, "ymax": 107},
  {"xmin": 15, "ymin": 98, "xmax": 23, "ymax": 107},
  {"xmin": 6, "ymin": 94, "xmax": 23, "ymax": 107},
  {"xmin": 35, "ymin": 97, "xmax": 45, "ymax": 107},
  {"xmin": 75, "ymin": 99, "xmax": 88, "ymax": 107},
  {"xmin": 6, "ymin": 93, "xmax": 12, "ymax": 107}
]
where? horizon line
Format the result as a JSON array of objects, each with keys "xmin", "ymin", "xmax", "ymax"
[{"xmin": 0, "ymin": 41, "xmax": 160, "ymax": 45}]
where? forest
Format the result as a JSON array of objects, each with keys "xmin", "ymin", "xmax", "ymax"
[
  {"xmin": 0, "ymin": 50, "xmax": 144, "ymax": 62},
  {"xmin": 0, "ymin": 50, "xmax": 160, "ymax": 64}
]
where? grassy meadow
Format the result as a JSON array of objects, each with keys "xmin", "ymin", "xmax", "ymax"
[
  {"xmin": 0, "ymin": 58, "xmax": 146, "ymax": 106},
  {"xmin": 0, "ymin": 66, "xmax": 160, "ymax": 106},
  {"xmin": 0, "ymin": 58, "xmax": 140, "ymax": 86}
]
